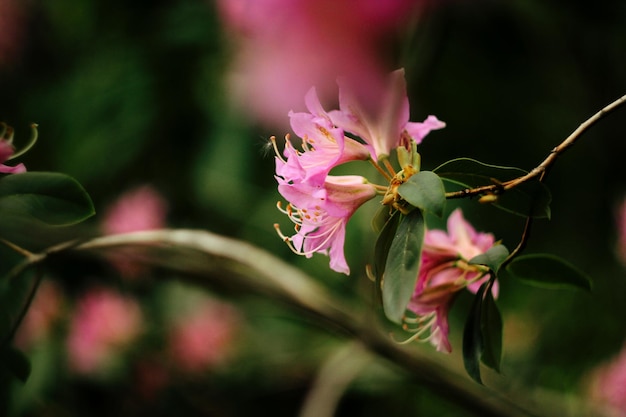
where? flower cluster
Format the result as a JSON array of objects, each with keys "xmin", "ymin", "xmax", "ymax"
[
  {"xmin": 406, "ymin": 209, "xmax": 496, "ymax": 352},
  {"xmin": 273, "ymin": 68, "xmax": 445, "ymax": 274},
  {"xmin": 273, "ymin": 69, "xmax": 502, "ymax": 353}
]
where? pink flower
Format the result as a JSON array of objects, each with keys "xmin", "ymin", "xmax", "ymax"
[
  {"xmin": 102, "ymin": 185, "xmax": 168, "ymax": 278},
  {"xmin": 275, "ymin": 175, "xmax": 377, "ymax": 274},
  {"xmin": 276, "ymin": 88, "xmax": 371, "ymax": 187},
  {"xmin": 102, "ymin": 185, "xmax": 168, "ymax": 235},
  {"xmin": 588, "ymin": 344, "xmax": 626, "ymax": 414},
  {"xmin": 66, "ymin": 287, "xmax": 143, "ymax": 375},
  {"xmin": 329, "ymin": 69, "xmax": 446, "ymax": 160},
  {"xmin": 407, "ymin": 209, "xmax": 496, "ymax": 352},
  {"xmin": 0, "ymin": 137, "xmax": 26, "ymax": 174},
  {"xmin": 168, "ymin": 299, "xmax": 240, "ymax": 373},
  {"xmin": 217, "ymin": 0, "xmax": 429, "ymax": 127}
]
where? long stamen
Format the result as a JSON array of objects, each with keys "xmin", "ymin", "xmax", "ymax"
[
  {"xmin": 369, "ymin": 159, "xmax": 392, "ymax": 182},
  {"xmin": 383, "ymin": 158, "xmax": 397, "ymax": 177},
  {"xmin": 270, "ymin": 136, "xmax": 287, "ymax": 163}
]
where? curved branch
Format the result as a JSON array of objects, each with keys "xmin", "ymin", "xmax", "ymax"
[
  {"xmin": 445, "ymin": 94, "xmax": 626, "ymax": 200},
  {"xmin": 61, "ymin": 230, "xmax": 556, "ymax": 417}
]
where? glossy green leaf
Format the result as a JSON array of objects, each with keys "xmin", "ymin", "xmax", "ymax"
[
  {"xmin": 0, "ymin": 172, "xmax": 95, "ymax": 226},
  {"xmin": 373, "ymin": 210, "xmax": 400, "ymax": 304},
  {"xmin": 382, "ymin": 209, "xmax": 425, "ymax": 324},
  {"xmin": 463, "ymin": 282, "xmax": 487, "ymax": 384},
  {"xmin": 372, "ymin": 205, "xmax": 393, "ymax": 234},
  {"xmin": 505, "ymin": 254, "xmax": 592, "ymax": 291},
  {"xmin": 469, "ymin": 244, "xmax": 509, "ymax": 273},
  {"xmin": 463, "ymin": 280, "xmax": 502, "ymax": 383},
  {"xmin": 480, "ymin": 290, "xmax": 503, "ymax": 373},
  {"xmin": 435, "ymin": 158, "xmax": 552, "ymax": 219},
  {"xmin": 397, "ymin": 171, "xmax": 446, "ymax": 217}
]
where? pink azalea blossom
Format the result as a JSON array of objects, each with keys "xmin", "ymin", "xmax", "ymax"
[
  {"xmin": 407, "ymin": 209, "xmax": 496, "ymax": 352},
  {"xmin": 217, "ymin": 0, "xmax": 429, "ymax": 127},
  {"xmin": 276, "ymin": 88, "xmax": 371, "ymax": 187},
  {"xmin": 0, "ymin": 139, "xmax": 26, "ymax": 173},
  {"xmin": 328, "ymin": 69, "xmax": 446, "ymax": 160},
  {"xmin": 276, "ymin": 175, "xmax": 377, "ymax": 274},
  {"xmin": 66, "ymin": 287, "xmax": 143, "ymax": 375}
]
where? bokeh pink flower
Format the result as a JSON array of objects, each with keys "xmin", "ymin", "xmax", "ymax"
[
  {"xmin": 217, "ymin": 0, "xmax": 430, "ymax": 127},
  {"xmin": 407, "ymin": 209, "xmax": 497, "ymax": 352},
  {"xmin": 587, "ymin": 344, "xmax": 626, "ymax": 415},
  {"xmin": 167, "ymin": 298, "xmax": 240, "ymax": 373},
  {"xmin": 102, "ymin": 185, "xmax": 168, "ymax": 235},
  {"xmin": 66, "ymin": 287, "xmax": 143, "ymax": 375},
  {"xmin": 102, "ymin": 185, "xmax": 168, "ymax": 278}
]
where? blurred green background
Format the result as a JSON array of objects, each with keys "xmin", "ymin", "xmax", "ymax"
[{"xmin": 1, "ymin": 0, "xmax": 625, "ymax": 415}]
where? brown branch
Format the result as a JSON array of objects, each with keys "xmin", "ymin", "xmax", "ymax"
[{"xmin": 445, "ymin": 94, "xmax": 626, "ymax": 199}]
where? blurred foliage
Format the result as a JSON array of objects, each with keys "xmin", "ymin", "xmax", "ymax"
[{"xmin": 0, "ymin": 0, "xmax": 625, "ymax": 415}]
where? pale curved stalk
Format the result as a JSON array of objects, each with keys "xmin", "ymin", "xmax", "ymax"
[{"xmin": 7, "ymin": 229, "xmax": 610, "ymax": 417}]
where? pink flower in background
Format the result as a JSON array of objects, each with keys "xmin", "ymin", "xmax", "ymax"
[
  {"xmin": 329, "ymin": 69, "xmax": 446, "ymax": 160},
  {"xmin": 66, "ymin": 288, "xmax": 143, "ymax": 375},
  {"xmin": 102, "ymin": 185, "xmax": 168, "ymax": 235},
  {"xmin": 276, "ymin": 175, "xmax": 377, "ymax": 275},
  {"xmin": 217, "ymin": 0, "xmax": 429, "ymax": 127},
  {"xmin": 407, "ymin": 209, "xmax": 496, "ymax": 352},
  {"xmin": 588, "ymin": 344, "xmax": 626, "ymax": 414},
  {"xmin": 168, "ymin": 299, "xmax": 240, "ymax": 373},
  {"xmin": 14, "ymin": 279, "xmax": 63, "ymax": 349},
  {"xmin": 102, "ymin": 185, "xmax": 168, "ymax": 277}
]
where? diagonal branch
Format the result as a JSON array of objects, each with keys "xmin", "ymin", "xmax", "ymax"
[{"xmin": 446, "ymin": 94, "xmax": 626, "ymax": 200}]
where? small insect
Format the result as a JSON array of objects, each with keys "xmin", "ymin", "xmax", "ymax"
[{"xmin": 259, "ymin": 136, "xmax": 276, "ymax": 157}]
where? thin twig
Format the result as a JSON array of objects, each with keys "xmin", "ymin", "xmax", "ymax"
[{"xmin": 446, "ymin": 94, "xmax": 626, "ymax": 199}]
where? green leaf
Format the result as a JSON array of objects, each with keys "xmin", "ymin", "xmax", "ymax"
[
  {"xmin": 373, "ymin": 210, "xmax": 400, "ymax": 282},
  {"xmin": 463, "ymin": 282, "xmax": 487, "ymax": 384},
  {"xmin": 0, "ymin": 172, "xmax": 95, "ymax": 226},
  {"xmin": 505, "ymin": 254, "xmax": 592, "ymax": 291},
  {"xmin": 463, "ymin": 280, "xmax": 502, "ymax": 383},
  {"xmin": 2, "ymin": 346, "xmax": 31, "ymax": 383},
  {"xmin": 469, "ymin": 245, "xmax": 509, "ymax": 273},
  {"xmin": 480, "ymin": 290, "xmax": 503, "ymax": 373},
  {"xmin": 435, "ymin": 158, "xmax": 552, "ymax": 219},
  {"xmin": 372, "ymin": 205, "xmax": 393, "ymax": 234},
  {"xmin": 382, "ymin": 209, "xmax": 425, "ymax": 324},
  {"xmin": 397, "ymin": 171, "xmax": 446, "ymax": 217}
]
